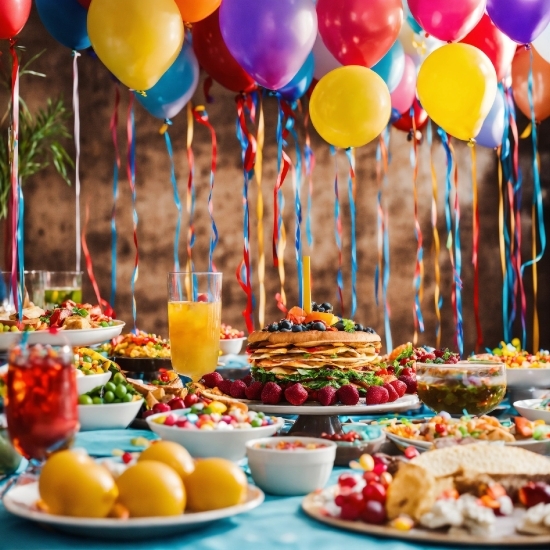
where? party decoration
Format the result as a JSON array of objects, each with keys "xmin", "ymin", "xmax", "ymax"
[
  {"xmin": 533, "ymin": 22, "xmax": 550, "ymax": 64},
  {"xmin": 35, "ymin": 0, "xmax": 90, "ymax": 50},
  {"xmin": 372, "ymin": 40, "xmax": 405, "ymax": 93},
  {"xmin": 312, "ymin": 32, "xmax": 341, "ymax": 81},
  {"xmin": 136, "ymin": 43, "xmax": 199, "ymax": 120},
  {"xmin": 310, "ymin": 66, "xmax": 391, "ymax": 148},
  {"xmin": 390, "ymin": 55, "xmax": 416, "ymax": 115},
  {"xmin": 475, "ymin": 87, "xmax": 505, "ymax": 148},
  {"xmin": 192, "ymin": 9, "xmax": 256, "ymax": 93},
  {"xmin": 511, "ymin": 47, "xmax": 550, "ymax": 121},
  {"xmin": 220, "ymin": 0, "xmax": 317, "ymax": 90},
  {"xmin": 417, "ymin": 44, "xmax": 497, "ymax": 142},
  {"xmin": 460, "ymin": 14, "xmax": 516, "ymax": 82},
  {"xmin": 317, "ymin": 0, "xmax": 403, "ymax": 67},
  {"xmin": 487, "ymin": 0, "xmax": 550, "ymax": 45},
  {"xmin": 408, "ymin": 0, "xmax": 485, "ymax": 42},
  {"xmin": 392, "ymin": 98, "xmax": 427, "ymax": 133},
  {"xmin": 88, "ymin": 0, "xmax": 184, "ymax": 91},
  {"xmin": 0, "ymin": 0, "xmax": 31, "ymax": 39},
  {"xmin": 399, "ymin": 23, "xmax": 444, "ymax": 69},
  {"xmin": 403, "ymin": 0, "xmax": 422, "ymax": 34},
  {"xmin": 174, "ymin": 0, "xmax": 220, "ymax": 23},
  {"xmin": 278, "ymin": 53, "xmax": 315, "ymax": 102}
]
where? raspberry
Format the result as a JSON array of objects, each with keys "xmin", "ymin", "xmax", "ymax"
[
  {"xmin": 284, "ymin": 383, "xmax": 308, "ymax": 406},
  {"xmin": 241, "ymin": 374, "xmax": 253, "ymax": 386},
  {"xmin": 337, "ymin": 384, "xmax": 360, "ymax": 405},
  {"xmin": 365, "ymin": 386, "xmax": 389, "ymax": 406},
  {"xmin": 390, "ymin": 379, "xmax": 407, "ymax": 398},
  {"xmin": 383, "ymin": 383, "xmax": 399, "ymax": 402},
  {"xmin": 398, "ymin": 374, "xmax": 417, "ymax": 394},
  {"xmin": 318, "ymin": 386, "xmax": 337, "ymax": 406},
  {"xmin": 245, "ymin": 381, "xmax": 264, "ymax": 400},
  {"xmin": 201, "ymin": 372, "xmax": 224, "ymax": 389},
  {"xmin": 218, "ymin": 379, "xmax": 233, "ymax": 396},
  {"xmin": 261, "ymin": 382, "xmax": 282, "ymax": 404},
  {"xmin": 230, "ymin": 380, "xmax": 247, "ymax": 399}
]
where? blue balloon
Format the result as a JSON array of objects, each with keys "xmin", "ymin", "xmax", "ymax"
[
  {"xmin": 277, "ymin": 52, "xmax": 315, "ymax": 102},
  {"xmin": 372, "ymin": 41, "xmax": 405, "ymax": 93},
  {"xmin": 136, "ymin": 42, "xmax": 199, "ymax": 120},
  {"xmin": 35, "ymin": 0, "xmax": 90, "ymax": 50},
  {"xmin": 476, "ymin": 87, "xmax": 505, "ymax": 149},
  {"xmin": 403, "ymin": 0, "xmax": 423, "ymax": 34}
]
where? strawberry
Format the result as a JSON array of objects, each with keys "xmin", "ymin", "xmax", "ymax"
[
  {"xmin": 400, "ymin": 367, "xmax": 413, "ymax": 377},
  {"xmin": 318, "ymin": 386, "xmax": 337, "ymax": 406},
  {"xmin": 201, "ymin": 372, "xmax": 223, "ymax": 389},
  {"xmin": 245, "ymin": 381, "xmax": 264, "ymax": 400},
  {"xmin": 307, "ymin": 389, "xmax": 319, "ymax": 401},
  {"xmin": 337, "ymin": 384, "xmax": 360, "ymax": 405},
  {"xmin": 390, "ymin": 379, "xmax": 407, "ymax": 398},
  {"xmin": 398, "ymin": 374, "xmax": 417, "ymax": 394},
  {"xmin": 284, "ymin": 383, "xmax": 308, "ymax": 406},
  {"xmin": 383, "ymin": 383, "xmax": 399, "ymax": 402},
  {"xmin": 261, "ymin": 382, "xmax": 282, "ymax": 404},
  {"xmin": 218, "ymin": 379, "xmax": 233, "ymax": 396},
  {"xmin": 230, "ymin": 380, "xmax": 247, "ymax": 399},
  {"xmin": 366, "ymin": 386, "xmax": 389, "ymax": 406},
  {"xmin": 241, "ymin": 374, "xmax": 253, "ymax": 387}
]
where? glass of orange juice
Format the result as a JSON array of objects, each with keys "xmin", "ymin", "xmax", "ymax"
[{"xmin": 167, "ymin": 272, "xmax": 222, "ymax": 381}]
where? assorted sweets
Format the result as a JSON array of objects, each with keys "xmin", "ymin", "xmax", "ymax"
[
  {"xmin": 472, "ymin": 339, "xmax": 550, "ymax": 369},
  {"xmin": 101, "ymin": 331, "xmax": 171, "ymax": 359},
  {"xmin": 252, "ymin": 440, "xmax": 329, "ymax": 450},
  {"xmin": 220, "ymin": 324, "xmax": 245, "ymax": 340}
]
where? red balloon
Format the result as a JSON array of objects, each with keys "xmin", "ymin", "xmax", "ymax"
[
  {"xmin": 0, "ymin": 0, "xmax": 31, "ymax": 39},
  {"xmin": 460, "ymin": 13, "xmax": 517, "ymax": 81},
  {"xmin": 317, "ymin": 0, "xmax": 403, "ymax": 68},
  {"xmin": 77, "ymin": 0, "xmax": 92, "ymax": 8},
  {"xmin": 393, "ymin": 99, "xmax": 428, "ymax": 133},
  {"xmin": 192, "ymin": 8, "xmax": 256, "ymax": 93}
]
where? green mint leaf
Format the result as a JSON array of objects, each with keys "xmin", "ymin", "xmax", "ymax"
[{"xmin": 342, "ymin": 319, "xmax": 355, "ymax": 333}]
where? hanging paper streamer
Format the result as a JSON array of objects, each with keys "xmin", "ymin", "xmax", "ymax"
[
  {"xmin": 193, "ymin": 106, "xmax": 218, "ymax": 273},
  {"xmin": 427, "ymin": 122, "xmax": 443, "ymax": 349},
  {"xmin": 303, "ymin": 103, "xmax": 315, "ymax": 250},
  {"xmin": 344, "ymin": 148, "xmax": 357, "ymax": 317},
  {"xmin": 330, "ymin": 146, "xmax": 344, "ymax": 315},
  {"xmin": 72, "ymin": 50, "xmax": 82, "ymax": 272},
  {"xmin": 254, "ymin": 98, "xmax": 266, "ymax": 328},
  {"xmin": 185, "ymin": 102, "xmax": 196, "ymax": 273},
  {"xmin": 520, "ymin": 49, "xmax": 546, "ymax": 352},
  {"xmin": 470, "ymin": 145, "xmax": 483, "ymax": 352},
  {"xmin": 17, "ymin": 183, "xmax": 24, "ymax": 317},
  {"xmin": 126, "ymin": 92, "xmax": 138, "ymax": 332},
  {"xmin": 109, "ymin": 84, "xmax": 121, "ymax": 311}
]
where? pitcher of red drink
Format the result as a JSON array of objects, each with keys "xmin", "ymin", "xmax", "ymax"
[{"xmin": 5, "ymin": 344, "xmax": 79, "ymax": 463}]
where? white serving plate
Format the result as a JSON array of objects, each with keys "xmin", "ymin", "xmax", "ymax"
[
  {"xmin": 78, "ymin": 398, "xmax": 143, "ymax": 431},
  {"xmin": 246, "ymin": 394, "xmax": 419, "ymax": 415},
  {"xmin": 219, "ymin": 337, "xmax": 246, "ymax": 356},
  {"xmin": 76, "ymin": 371, "xmax": 112, "ymax": 396},
  {"xmin": 146, "ymin": 409, "xmax": 284, "ymax": 462},
  {"xmin": 506, "ymin": 368, "xmax": 550, "ymax": 389},
  {"xmin": 3, "ymin": 482, "xmax": 264, "ymax": 540},
  {"xmin": 514, "ymin": 399, "xmax": 550, "ymax": 423},
  {"xmin": 0, "ymin": 321, "xmax": 125, "ymax": 351}
]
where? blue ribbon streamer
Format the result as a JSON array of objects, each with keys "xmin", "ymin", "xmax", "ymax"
[
  {"xmin": 110, "ymin": 149, "xmax": 118, "ymax": 310},
  {"xmin": 129, "ymin": 100, "xmax": 138, "ymax": 332},
  {"xmin": 344, "ymin": 148, "xmax": 357, "ymax": 317},
  {"xmin": 304, "ymin": 136, "xmax": 314, "ymax": 249},
  {"xmin": 382, "ymin": 127, "xmax": 392, "ymax": 352},
  {"xmin": 374, "ymin": 142, "xmax": 382, "ymax": 307},
  {"xmin": 330, "ymin": 146, "xmax": 344, "ymax": 313},
  {"xmin": 289, "ymin": 120, "xmax": 303, "ymax": 309}
]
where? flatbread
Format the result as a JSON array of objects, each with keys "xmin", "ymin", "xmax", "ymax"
[{"xmin": 248, "ymin": 330, "xmax": 380, "ymax": 345}]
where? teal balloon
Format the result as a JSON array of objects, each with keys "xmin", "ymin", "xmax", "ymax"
[
  {"xmin": 35, "ymin": 0, "xmax": 90, "ymax": 50},
  {"xmin": 136, "ymin": 42, "xmax": 199, "ymax": 120},
  {"xmin": 277, "ymin": 53, "xmax": 315, "ymax": 101},
  {"xmin": 372, "ymin": 41, "xmax": 405, "ymax": 93},
  {"xmin": 403, "ymin": 0, "xmax": 423, "ymax": 33}
]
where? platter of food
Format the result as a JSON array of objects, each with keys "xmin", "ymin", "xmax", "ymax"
[
  {"xmin": 302, "ymin": 443, "xmax": 550, "ymax": 546},
  {"xmin": 514, "ymin": 398, "xmax": 550, "ymax": 423}
]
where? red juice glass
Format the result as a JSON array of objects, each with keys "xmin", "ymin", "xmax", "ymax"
[{"xmin": 5, "ymin": 344, "xmax": 79, "ymax": 463}]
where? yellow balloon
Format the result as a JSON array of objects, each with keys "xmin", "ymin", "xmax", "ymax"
[
  {"xmin": 310, "ymin": 66, "xmax": 391, "ymax": 149},
  {"xmin": 88, "ymin": 0, "xmax": 184, "ymax": 91},
  {"xmin": 417, "ymin": 43, "xmax": 497, "ymax": 142}
]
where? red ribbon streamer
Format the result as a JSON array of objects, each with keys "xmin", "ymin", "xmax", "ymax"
[{"xmin": 471, "ymin": 146, "xmax": 482, "ymax": 352}]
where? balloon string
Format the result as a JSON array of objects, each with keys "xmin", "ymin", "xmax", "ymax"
[
  {"xmin": 375, "ymin": 139, "xmax": 383, "ymax": 307},
  {"xmin": 345, "ymin": 148, "xmax": 357, "ymax": 317},
  {"xmin": 289, "ymin": 120, "xmax": 303, "ymax": 309},
  {"xmin": 193, "ymin": 106, "xmax": 218, "ymax": 272},
  {"xmin": 427, "ymin": 122, "xmax": 442, "ymax": 348},
  {"xmin": 17, "ymin": 184, "xmax": 24, "ymax": 316},
  {"xmin": 330, "ymin": 146, "xmax": 344, "ymax": 316},
  {"xmin": 470, "ymin": 145, "xmax": 482, "ymax": 352},
  {"xmin": 254, "ymin": 98, "xmax": 266, "ymax": 327},
  {"xmin": 497, "ymin": 149, "xmax": 509, "ymax": 341},
  {"xmin": 109, "ymin": 84, "xmax": 120, "ymax": 311},
  {"xmin": 186, "ymin": 102, "xmax": 195, "ymax": 274},
  {"xmin": 303, "ymin": 103, "xmax": 315, "ymax": 249},
  {"xmin": 72, "ymin": 51, "xmax": 82, "ymax": 272},
  {"xmin": 126, "ymin": 92, "xmax": 138, "ymax": 332}
]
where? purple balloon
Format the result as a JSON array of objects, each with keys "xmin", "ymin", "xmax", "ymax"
[
  {"xmin": 487, "ymin": 0, "xmax": 550, "ymax": 44},
  {"xmin": 220, "ymin": 0, "xmax": 317, "ymax": 90},
  {"xmin": 475, "ymin": 88, "xmax": 505, "ymax": 149}
]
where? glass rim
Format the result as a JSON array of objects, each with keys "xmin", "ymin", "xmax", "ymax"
[{"xmin": 168, "ymin": 271, "xmax": 221, "ymax": 276}]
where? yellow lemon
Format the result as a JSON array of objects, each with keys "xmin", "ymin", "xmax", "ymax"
[
  {"xmin": 138, "ymin": 441, "xmax": 195, "ymax": 481},
  {"xmin": 185, "ymin": 458, "xmax": 247, "ymax": 512},
  {"xmin": 39, "ymin": 450, "xmax": 118, "ymax": 518},
  {"xmin": 116, "ymin": 460, "xmax": 185, "ymax": 517}
]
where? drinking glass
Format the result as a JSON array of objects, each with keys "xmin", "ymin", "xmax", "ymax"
[
  {"xmin": 0, "ymin": 271, "xmax": 46, "ymax": 313},
  {"xmin": 44, "ymin": 271, "xmax": 83, "ymax": 309},
  {"xmin": 167, "ymin": 272, "xmax": 222, "ymax": 381}
]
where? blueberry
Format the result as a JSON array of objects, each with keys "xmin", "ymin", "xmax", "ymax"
[
  {"xmin": 364, "ymin": 327, "xmax": 376, "ymax": 333},
  {"xmin": 334, "ymin": 321, "xmax": 345, "ymax": 331},
  {"xmin": 311, "ymin": 302, "xmax": 318, "ymax": 311},
  {"xmin": 278, "ymin": 319, "xmax": 292, "ymax": 330},
  {"xmin": 317, "ymin": 306, "xmax": 325, "ymax": 313},
  {"xmin": 312, "ymin": 322, "xmax": 326, "ymax": 331},
  {"xmin": 279, "ymin": 328, "xmax": 291, "ymax": 332},
  {"xmin": 291, "ymin": 324, "xmax": 303, "ymax": 332},
  {"xmin": 355, "ymin": 323, "xmax": 364, "ymax": 332},
  {"xmin": 322, "ymin": 302, "xmax": 333, "ymax": 312},
  {"xmin": 268, "ymin": 323, "xmax": 279, "ymax": 332}
]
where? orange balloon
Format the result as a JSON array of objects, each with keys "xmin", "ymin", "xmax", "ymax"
[
  {"xmin": 175, "ymin": 0, "xmax": 220, "ymax": 22},
  {"xmin": 512, "ymin": 47, "xmax": 550, "ymax": 122}
]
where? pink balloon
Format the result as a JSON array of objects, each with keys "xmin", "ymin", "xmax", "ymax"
[
  {"xmin": 408, "ymin": 0, "xmax": 485, "ymax": 42},
  {"xmin": 390, "ymin": 55, "xmax": 416, "ymax": 114},
  {"xmin": 312, "ymin": 33, "xmax": 341, "ymax": 80}
]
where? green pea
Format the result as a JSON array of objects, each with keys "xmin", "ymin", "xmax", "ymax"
[
  {"xmin": 104, "ymin": 391, "xmax": 115, "ymax": 403},
  {"xmin": 82, "ymin": 369, "xmax": 93, "ymax": 376},
  {"xmin": 251, "ymin": 418, "xmax": 263, "ymax": 428},
  {"xmin": 83, "ymin": 355, "xmax": 93, "ymax": 363},
  {"xmin": 115, "ymin": 384, "xmax": 127, "ymax": 399},
  {"xmin": 78, "ymin": 395, "xmax": 93, "ymax": 405},
  {"xmin": 113, "ymin": 373, "xmax": 126, "ymax": 385},
  {"xmin": 3, "ymin": 325, "xmax": 9, "ymax": 332},
  {"xmin": 123, "ymin": 393, "xmax": 133, "ymax": 403},
  {"xmin": 113, "ymin": 398, "xmax": 122, "ymax": 403},
  {"xmin": 100, "ymin": 321, "xmax": 109, "ymax": 327},
  {"xmin": 105, "ymin": 382, "xmax": 116, "ymax": 393},
  {"xmin": 92, "ymin": 397, "xmax": 104, "ymax": 405}
]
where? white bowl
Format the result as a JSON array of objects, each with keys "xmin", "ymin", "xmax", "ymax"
[
  {"xmin": 76, "ymin": 371, "xmax": 112, "ymax": 396},
  {"xmin": 506, "ymin": 368, "xmax": 550, "ymax": 388},
  {"xmin": 246, "ymin": 436, "xmax": 337, "ymax": 496},
  {"xmin": 514, "ymin": 398, "xmax": 550, "ymax": 422},
  {"xmin": 146, "ymin": 409, "xmax": 284, "ymax": 462},
  {"xmin": 219, "ymin": 337, "xmax": 246, "ymax": 356},
  {"xmin": 78, "ymin": 399, "xmax": 143, "ymax": 431}
]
